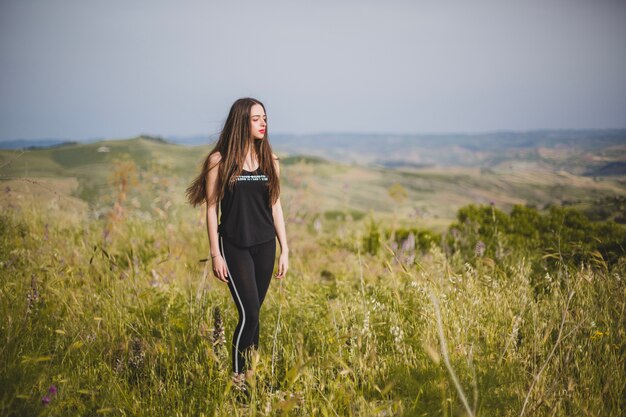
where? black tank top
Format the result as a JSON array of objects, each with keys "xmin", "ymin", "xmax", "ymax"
[{"xmin": 218, "ymin": 168, "xmax": 275, "ymax": 247}]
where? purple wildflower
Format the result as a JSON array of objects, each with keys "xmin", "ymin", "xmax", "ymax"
[
  {"xmin": 212, "ymin": 306, "xmax": 226, "ymax": 354},
  {"xmin": 48, "ymin": 385, "xmax": 58, "ymax": 396},
  {"xmin": 401, "ymin": 233, "xmax": 415, "ymax": 253},
  {"xmin": 475, "ymin": 241, "xmax": 486, "ymax": 257},
  {"xmin": 26, "ymin": 274, "xmax": 40, "ymax": 314},
  {"xmin": 41, "ymin": 396, "xmax": 51, "ymax": 406}
]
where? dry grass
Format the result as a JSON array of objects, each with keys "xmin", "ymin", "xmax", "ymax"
[{"xmin": 1, "ymin": 194, "xmax": 624, "ymax": 416}]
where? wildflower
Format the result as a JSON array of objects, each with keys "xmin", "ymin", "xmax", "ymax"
[
  {"xmin": 150, "ymin": 269, "xmax": 162, "ymax": 288},
  {"xmin": 48, "ymin": 385, "xmax": 57, "ymax": 396},
  {"xmin": 313, "ymin": 218, "xmax": 322, "ymax": 233},
  {"xmin": 401, "ymin": 233, "xmax": 415, "ymax": 253},
  {"xmin": 474, "ymin": 241, "xmax": 486, "ymax": 257},
  {"xmin": 41, "ymin": 396, "xmax": 51, "ymax": 406},
  {"xmin": 128, "ymin": 337, "xmax": 146, "ymax": 371},
  {"xmin": 369, "ymin": 298, "xmax": 384, "ymax": 311},
  {"xmin": 361, "ymin": 311, "xmax": 371, "ymax": 337},
  {"xmin": 26, "ymin": 274, "xmax": 40, "ymax": 314},
  {"xmin": 390, "ymin": 325, "xmax": 404, "ymax": 345},
  {"xmin": 591, "ymin": 330, "xmax": 604, "ymax": 340},
  {"xmin": 114, "ymin": 357, "xmax": 124, "ymax": 373},
  {"xmin": 212, "ymin": 306, "xmax": 226, "ymax": 353},
  {"xmin": 231, "ymin": 372, "xmax": 250, "ymax": 403}
]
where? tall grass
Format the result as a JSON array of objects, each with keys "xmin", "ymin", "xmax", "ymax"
[{"xmin": 1, "ymin": 196, "xmax": 624, "ymax": 416}]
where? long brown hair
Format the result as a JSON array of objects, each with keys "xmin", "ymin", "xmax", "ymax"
[{"xmin": 186, "ymin": 97, "xmax": 280, "ymax": 207}]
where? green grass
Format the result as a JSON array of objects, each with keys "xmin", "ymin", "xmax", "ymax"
[
  {"xmin": 1, "ymin": 138, "xmax": 206, "ymax": 206},
  {"xmin": 1, "ymin": 139, "xmax": 625, "ymax": 415},
  {"xmin": 1, "ymin": 189, "xmax": 624, "ymax": 416}
]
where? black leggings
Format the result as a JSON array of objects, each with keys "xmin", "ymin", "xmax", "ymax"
[{"xmin": 219, "ymin": 236, "xmax": 276, "ymax": 374}]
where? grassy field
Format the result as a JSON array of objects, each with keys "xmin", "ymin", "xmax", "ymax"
[{"xmin": 1, "ymin": 138, "xmax": 625, "ymax": 416}]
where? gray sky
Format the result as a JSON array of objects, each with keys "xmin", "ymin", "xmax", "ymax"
[{"xmin": 1, "ymin": 0, "xmax": 625, "ymax": 141}]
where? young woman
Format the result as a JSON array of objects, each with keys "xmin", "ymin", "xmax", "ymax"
[{"xmin": 186, "ymin": 97, "xmax": 289, "ymax": 382}]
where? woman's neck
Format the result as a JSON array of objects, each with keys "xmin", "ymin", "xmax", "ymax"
[{"xmin": 243, "ymin": 148, "xmax": 259, "ymax": 171}]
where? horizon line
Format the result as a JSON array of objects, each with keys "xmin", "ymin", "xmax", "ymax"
[{"xmin": 3, "ymin": 126, "xmax": 626, "ymax": 143}]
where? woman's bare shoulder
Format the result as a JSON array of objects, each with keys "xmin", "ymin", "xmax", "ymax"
[
  {"xmin": 209, "ymin": 152, "xmax": 222, "ymax": 164},
  {"xmin": 272, "ymin": 153, "xmax": 281, "ymax": 175}
]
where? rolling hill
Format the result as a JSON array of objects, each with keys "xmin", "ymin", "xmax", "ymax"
[{"xmin": 2, "ymin": 135, "xmax": 625, "ymax": 231}]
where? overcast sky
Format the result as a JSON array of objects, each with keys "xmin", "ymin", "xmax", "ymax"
[{"xmin": 1, "ymin": 0, "xmax": 625, "ymax": 141}]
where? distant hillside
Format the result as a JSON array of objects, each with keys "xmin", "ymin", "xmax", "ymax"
[
  {"xmin": 2, "ymin": 135, "xmax": 625, "ymax": 230},
  {"xmin": 159, "ymin": 129, "xmax": 626, "ymax": 175},
  {"xmin": 4, "ymin": 130, "xmax": 625, "ymax": 176},
  {"xmin": 587, "ymin": 162, "xmax": 626, "ymax": 176},
  {"xmin": 267, "ymin": 130, "xmax": 626, "ymax": 175},
  {"xmin": 0, "ymin": 136, "xmax": 207, "ymax": 205},
  {"xmin": 0, "ymin": 138, "xmax": 77, "ymax": 149}
]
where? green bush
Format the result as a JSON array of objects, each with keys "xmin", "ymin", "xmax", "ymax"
[
  {"xmin": 446, "ymin": 204, "xmax": 626, "ymax": 273},
  {"xmin": 393, "ymin": 227, "xmax": 441, "ymax": 253},
  {"xmin": 363, "ymin": 218, "xmax": 381, "ymax": 255}
]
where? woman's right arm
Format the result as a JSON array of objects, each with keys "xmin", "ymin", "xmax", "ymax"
[{"xmin": 205, "ymin": 152, "xmax": 228, "ymax": 283}]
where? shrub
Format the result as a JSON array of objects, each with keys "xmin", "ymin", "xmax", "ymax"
[{"xmin": 445, "ymin": 204, "xmax": 626, "ymax": 273}]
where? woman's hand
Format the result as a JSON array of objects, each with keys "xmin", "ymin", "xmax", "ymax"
[
  {"xmin": 212, "ymin": 255, "xmax": 229, "ymax": 283},
  {"xmin": 276, "ymin": 252, "xmax": 289, "ymax": 279}
]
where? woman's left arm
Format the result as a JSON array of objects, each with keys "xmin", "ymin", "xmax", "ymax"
[{"xmin": 272, "ymin": 156, "xmax": 289, "ymax": 279}]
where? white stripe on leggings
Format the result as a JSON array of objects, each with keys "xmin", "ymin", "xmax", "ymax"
[{"xmin": 220, "ymin": 236, "xmax": 245, "ymax": 374}]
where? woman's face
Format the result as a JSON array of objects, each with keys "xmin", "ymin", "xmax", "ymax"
[{"xmin": 249, "ymin": 104, "xmax": 267, "ymax": 140}]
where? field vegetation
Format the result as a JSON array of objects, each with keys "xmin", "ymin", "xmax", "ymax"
[{"xmin": 1, "ymin": 138, "xmax": 625, "ymax": 416}]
